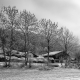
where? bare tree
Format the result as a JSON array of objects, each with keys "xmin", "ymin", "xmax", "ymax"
[
  {"xmin": 3, "ymin": 6, "xmax": 18, "ymax": 66},
  {"xmin": 58, "ymin": 27, "xmax": 74, "ymax": 55},
  {"xmin": 38, "ymin": 19, "xmax": 58, "ymax": 65},
  {"xmin": 56, "ymin": 27, "xmax": 77, "ymax": 67},
  {"xmin": 18, "ymin": 10, "xmax": 37, "ymax": 67}
]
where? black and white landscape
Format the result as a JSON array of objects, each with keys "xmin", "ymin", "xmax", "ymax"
[{"xmin": 0, "ymin": 0, "xmax": 80, "ymax": 80}]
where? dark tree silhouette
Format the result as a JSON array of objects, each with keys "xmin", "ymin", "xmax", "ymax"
[{"xmin": 0, "ymin": 10, "xmax": 8, "ymax": 66}]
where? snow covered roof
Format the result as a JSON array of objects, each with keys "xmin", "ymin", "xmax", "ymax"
[{"xmin": 42, "ymin": 51, "xmax": 62, "ymax": 57}]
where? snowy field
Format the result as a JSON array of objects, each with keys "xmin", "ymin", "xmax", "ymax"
[{"xmin": 0, "ymin": 67, "xmax": 80, "ymax": 80}]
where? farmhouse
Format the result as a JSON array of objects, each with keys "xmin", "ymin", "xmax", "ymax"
[{"xmin": 42, "ymin": 51, "xmax": 69, "ymax": 62}]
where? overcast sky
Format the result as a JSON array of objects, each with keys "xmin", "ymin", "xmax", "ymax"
[{"xmin": 0, "ymin": 0, "xmax": 80, "ymax": 39}]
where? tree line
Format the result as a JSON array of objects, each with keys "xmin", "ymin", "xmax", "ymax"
[{"xmin": 0, "ymin": 6, "xmax": 80, "ymax": 67}]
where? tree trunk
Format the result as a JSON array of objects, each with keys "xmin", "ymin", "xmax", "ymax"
[
  {"xmin": 47, "ymin": 39, "xmax": 50, "ymax": 66},
  {"xmin": 8, "ymin": 28, "xmax": 13, "ymax": 67},
  {"xmin": 2, "ymin": 44, "xmax": 7, "ymax": 66},
  {"xmin": 24, "ymin": 34, "xmax": 27, "ymax": 66},
  {"xmin": 29, "ymin": 60, "xmax": 31, "ymax": 68},
  {"xmin": 27, "ymin": 33, "xmax": 29, "ymax": 67},
  {"xmin": 8, "ymin": 40, "xmax": 13, "ymax": 67},
  {"xmin": 65, "ymin": 44, "xmax": 67, "ymax": 54},
  {"xmin": 64, "ymin": 44, "xmax": 68, "ymax": 68},
  {"xmin": 8, "ymin": 50, "xmax": 11, "ymax": 67}
]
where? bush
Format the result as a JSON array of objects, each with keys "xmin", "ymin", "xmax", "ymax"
[
  {"xmin": 38, "ymin": 66, "xmax": 53, "ymax": 71},
  {"xmin": 18, "ymin": 63, "xmax": 25, "ymax": 68}
]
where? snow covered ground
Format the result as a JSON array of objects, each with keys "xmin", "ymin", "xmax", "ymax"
[{"xmin": 0, "ymin": 67, "xmax": 80, "ymax": 80}]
